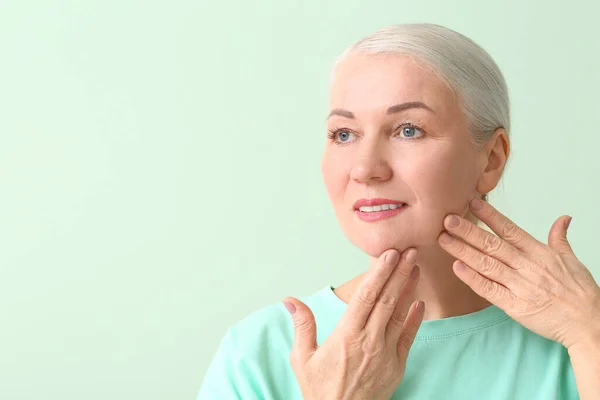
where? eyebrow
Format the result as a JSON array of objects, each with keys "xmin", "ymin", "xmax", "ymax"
[{"xmin": 326, "ymin": 101, "xmax": 435, "ymax": 120}]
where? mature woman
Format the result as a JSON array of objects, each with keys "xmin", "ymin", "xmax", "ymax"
[{"xmin": 197, "ymin": 23, "xmax": 600, "ymax": 399}]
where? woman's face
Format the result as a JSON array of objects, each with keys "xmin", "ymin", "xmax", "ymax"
[{"xmin": 321, "ymin": 52, "xmax": 485, "ymax": 258}]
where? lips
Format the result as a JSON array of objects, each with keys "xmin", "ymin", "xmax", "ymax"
[
  {"xmin": 353, "ymin": 198, "xmax": 406, "ymax": 210},
  {"xmin": 354, "ymin": 203, "xmax": 408, "ymax": 222}
]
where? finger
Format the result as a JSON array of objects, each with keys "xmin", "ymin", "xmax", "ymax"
[
  {"xmin": 469, "ymin": 198, "xmax": 544, "ymax": 252},
  {"xmin": 362, "ymin": 247, "xmax": 417, "ymax": 338},
  {"xmin": 441, "ymin": 214, "xmax": 522, "ymax": 268},
  {"xmin": 340, "ymin": 249, "xmax": 400, "ymax": 333},
  {"xmin": 453, "ymin": 260, "xmax": 514, "ymax": 308},
  {"xmin": 385, "ymin": 263, "xmax": 420, "ymax": 343},
  {"xmin": 548, "ymin": 215, "xmax": 575, "ymax": 256},
  {"xmin": 283, "ymin": 297, "xmax": 317, "ymax": 366},
  {"xmin": 396, "ymin": 300, "xmax": 425, "ymax": 362},
  {"xmin": 438, "ymin": 231, "xmax": 521, "ymax": 289}
]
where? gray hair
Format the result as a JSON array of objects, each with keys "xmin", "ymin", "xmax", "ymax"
[{"xmin": 330, "ymin": 23, "xmax": 510, "ymax": 202}]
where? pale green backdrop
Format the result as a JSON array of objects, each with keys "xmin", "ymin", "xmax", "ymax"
[{"xmin": 0, "ymin": 0, "xmax": 598, "ymax": 399}]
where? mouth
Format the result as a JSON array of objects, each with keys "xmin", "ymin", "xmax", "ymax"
[
  {"xmin": 354, "ymin": 203, "xmax": 409, "ymax": 222},
  {"xmin": 353, "ymin": 198, "xmax": 407, "ymax": 210}
]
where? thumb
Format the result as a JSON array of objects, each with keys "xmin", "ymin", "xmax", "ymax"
[
  {"xmin": 548, "ymin": 215, "xmax": 574, "ymax": 255},
  {"xmin": 283, "ymin": 297, "xmax": 317, "ymax": 363}
]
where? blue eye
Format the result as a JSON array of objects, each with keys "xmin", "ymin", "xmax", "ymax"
[
  {"xmin": 402, "ymin": 126, "xmax": 416, "ymax": 137},
  {"xmin": 327, "ymin": 123, "xmax": 425, "ymax": 146},
  {"xmin": 399, "ymin": 124, "xmax": 423, "ymax": 139},
  {"xmin": 337, "ymin": 130, "xmax": 353, "ymax": 142},
  {"xmin": 327, "ymin": 129, "xmax": 356, "ymax": 145}
]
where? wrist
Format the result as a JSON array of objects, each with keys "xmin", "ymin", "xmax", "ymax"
[
  {"xmin": 567, "ymin": 296, "xmax": 600, "ymax": 355},
  {"xmin": 567, "ymin": 329, "xmax": 600, "ymax": 357}
]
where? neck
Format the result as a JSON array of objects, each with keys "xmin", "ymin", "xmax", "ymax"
[
  {"xmin": 399, "ymin": 240, "xmax": 492, "ymax": 320},
  {"xmin": 334, "ymin": 238, "xmax": 493, "ymax": 321}
]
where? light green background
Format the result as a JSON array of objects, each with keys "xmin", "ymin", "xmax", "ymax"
[{"xmin": 1, "ymin": 1, "xmax": 598, "ymax": 399}]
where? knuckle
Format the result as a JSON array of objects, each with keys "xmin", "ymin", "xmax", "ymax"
[
  {"xmin": 483, "ymin": 234, "xmax": 502, "ymax": 254},
  {"xmin": 293, "ymin": 317, "xmax": 312, "ymax": 332},
  {"xmin": 396, "ymin": 263, "xmax": 413, "ymax": 279},
  {"xmin": 464, "ymin": 222, "xmax": 477, "ymax": 238},
  {"xmin": 481, "ymin": 281, "xmax": 499, "ymax": 298},
  {"xmin": 362, "ymin": 335, "xmax": 384, "ymax": 355},
  {"xmin": 357, "ymin": 285, "xmax": 378, "ymax": 306},
  {"xmin": 341, "ymin": 331, "xmax": 363, "ymax": 350},
  {"xmin": 389, "ymin": 308, "xmax": 409, "ymax": 327},
  {"xmin": 379, "ymin": 292, "xmax": 398, "ymax": 308},
  {"xmin": 479, "ymin": 256, "xmax": 497, "ymax": 274},
  {"xmin": 455, "ymin": 241, "xmax": 468, "ymax": 258},
  {"xmin": 502, "ymin": 219, "xmax": 521, "ymax": 241}
]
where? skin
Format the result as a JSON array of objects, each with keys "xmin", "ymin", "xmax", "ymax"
[
  {"xmin": 285, "ymin": 248, "xmax": 425, "ymax": 400},
  {"xmin": 282, "ymin": 50, "xmax": 600, "ymax": 399},
  {"xmin": 321, "ymin": 51, "xmax": 510, "ymax": 320}
]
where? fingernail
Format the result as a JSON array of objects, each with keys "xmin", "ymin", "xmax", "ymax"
[
  {"xmin": 446, "ymin": 215, "xmax": 460, "ymax": 228},
  {"xmin": 566, "ymin": 216, "xmax": 573, "ymax": 230},
  {"xmin": 471, "ymin": 198, "xmax": 484, "ymax": 211},
  {"xmin": 439, "ymin": 232, "xmax": 454, "ymax": 244},
  {"xmin": 385, "ymin": 249, "xmax": 400, "ymax": 264},
  {"xmin": 413, "ymin": 300, "xmax": 424, "ymax": 311},
  {"xmin": 283, "ymin": 301, "xmax": 296, "ymax": 314},
  {"xmin": 405, "ymin": 248, "xmax": 417, "ymax": 263},
  {"xmin": 410, "ymin": 265, "xmax": 420, "ymax": 278},
  {"xmin": 455, "ymin": 261, "xmax": 467, "ymax": 272}
]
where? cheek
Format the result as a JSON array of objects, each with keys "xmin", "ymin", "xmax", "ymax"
[
  {"xmin": 363, "ymin": 146, "xmax": 474, "ymax": 244},
  {"xmin": 405, "ymin": 147, "xmax": 478, "ymax": 214},
  {"xmin": 321, "ymin": 152, "xmax": 347, "ymax": 201}
]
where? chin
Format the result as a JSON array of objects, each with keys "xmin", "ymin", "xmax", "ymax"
[
  {"xmin": 348, "ymin": 231, "xmax": 410, "ymax": 258},
  {"xmin": 346, "ymin": 225, "xmax": 443, "ymax": 258}
]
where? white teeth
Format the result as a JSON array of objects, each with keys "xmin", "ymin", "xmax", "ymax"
[{"xmin": 358, "ymin": 204, "xmax": 404, "ymax": 212}]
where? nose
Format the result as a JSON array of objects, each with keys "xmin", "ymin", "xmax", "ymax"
[{"xmin": 349, "ymin": 139, "xmax": 393, "ymax": 183}]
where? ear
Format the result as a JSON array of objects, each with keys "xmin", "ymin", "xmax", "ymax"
[{"xmin": 476, "ymin": 127, "xmax": 510, "ymax": 196}]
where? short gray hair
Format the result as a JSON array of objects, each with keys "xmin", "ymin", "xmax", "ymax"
[{"xmin": 330, "ymin": 23, "xmax": 510, "ymax": 151}]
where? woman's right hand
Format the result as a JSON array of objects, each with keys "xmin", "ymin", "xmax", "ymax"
[{"xmin": 283, "ymin": 248, "xmax": 424, "ymax": 400}]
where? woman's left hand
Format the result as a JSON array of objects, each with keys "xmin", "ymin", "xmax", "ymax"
[{"xmin": 438, "ymin": 198, "xmax": 600, "ymax": 351}]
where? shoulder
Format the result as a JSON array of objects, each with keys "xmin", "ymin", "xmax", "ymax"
[
  {"xmin": 198, "ymin": 289, "xmax": 332, "ymax": 399},
  {"xmin": 227, "ymin": 286, "xmax": 332, "ymax": 356},
  {"xmin": 198, "ymin": 303, "xmax": 292, "ymax": 400},
  {"xmin": 228, "ymin": 301, "xmax": 293, "ymax": 355}
]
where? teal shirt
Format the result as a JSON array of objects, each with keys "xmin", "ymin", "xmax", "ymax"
[{"xmin": 197, "ymin": 285, "xmax": 579, "ymax": 399}]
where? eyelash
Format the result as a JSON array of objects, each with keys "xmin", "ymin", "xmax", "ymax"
[{"xmin": 326, "ymin": 123, "xmax": 425, "ymax": 146}]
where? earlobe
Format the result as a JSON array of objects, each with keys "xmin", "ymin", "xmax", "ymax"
[
  {"xmin": 475, "ymin": 169, "xmax": 497, "ymax": 197},
  {"xmin": 476, "ymin": 128, "xmax": 509, "ymax": 196}
]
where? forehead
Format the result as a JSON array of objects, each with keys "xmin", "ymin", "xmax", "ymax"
[{"xmin": 329, "ymin": 52, "xmax": 456, "ymax": 115}]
